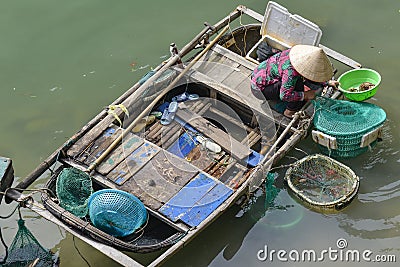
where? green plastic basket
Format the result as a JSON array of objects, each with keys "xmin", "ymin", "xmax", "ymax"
[
  {"xmin": 313, "ymin": 97, "xmax": 386, "ymax": 158},
  {"xmin": 338, "ymin": 68, "xmax": 381, "ymax": 101}
]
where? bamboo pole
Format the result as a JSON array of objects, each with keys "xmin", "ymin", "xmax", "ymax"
[{"xmin": 87, "ymin": 25, "xmax": 230, "ymax": 173}]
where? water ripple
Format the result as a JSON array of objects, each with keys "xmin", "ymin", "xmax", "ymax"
[
  {"xmin": 359, "ymin": 179, "xmax": 400, "ymax": 203},
  {"xmin": 337, "ymin": 213, "xmax": 400, "ymax": 239},
  {"xmin": 363, "ymin": 119, "xmax": 396, "ymax": 170}
]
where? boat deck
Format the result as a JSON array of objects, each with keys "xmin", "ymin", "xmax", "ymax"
[
  {"xmin": 62, "ymin": 42, "xmax": 296, "ymax": 228},
  {"xmin": 64, "ymin": 96, "xmax": 265, "ymax": 227}
]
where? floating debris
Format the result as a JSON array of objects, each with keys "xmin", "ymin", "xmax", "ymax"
[
  {"xmin": 139, "ymin": 64, "xmax": 150, "ymax": 70},
  {"xmin": 131, "ymin": 63, "xmax": 150, "ymax": 72},
  {"xmin": 82, "ymin": 70, "xmax": 96, "ymax": 77},
  {"xmin": 49, "ymin": 86, "xmax": 62, "ymax": 92}
]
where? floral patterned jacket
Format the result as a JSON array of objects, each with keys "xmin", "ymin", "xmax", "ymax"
[{"xmin": 250, "ymin": 49, "xmax": 304, "ymax": 102}]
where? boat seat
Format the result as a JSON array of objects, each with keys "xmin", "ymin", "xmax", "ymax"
[{"xmin": 175, "ymin": 103, "xmax": 252, "ymax": 160}]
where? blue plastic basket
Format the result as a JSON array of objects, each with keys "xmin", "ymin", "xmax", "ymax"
[{"xmin": 88, "ymin": 189, "xmax": 148, "ymax": 237}]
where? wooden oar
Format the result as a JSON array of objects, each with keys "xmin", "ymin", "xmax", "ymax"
[{"xmin": 86, "ymin": 25, "xmax": 230, "ymax": 173}]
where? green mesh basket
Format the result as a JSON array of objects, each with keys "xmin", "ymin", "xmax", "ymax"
[
  {"xmin": 56, "ymin": 167, "xmax": 93, "ymax": 217},
  {"xmin": 313, "ymin": 97, "xmax": 386, "ymax": 158},
  {"xmin": 285, "ymin": 154, "xmax": 359, "ymax": 210}
]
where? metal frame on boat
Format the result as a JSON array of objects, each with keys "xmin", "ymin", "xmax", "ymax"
[{"xmin": 2, "ymin": 3, "xmax": 362, "ymax": 266}]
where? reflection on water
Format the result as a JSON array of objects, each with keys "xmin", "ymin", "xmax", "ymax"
[
  {"xmin": 363, "ymin": 120, "xmax": 395, "ymax": 170},
  {"xmin": 1, "ymin": 0, "xmax": 400, "ymax": 266}
]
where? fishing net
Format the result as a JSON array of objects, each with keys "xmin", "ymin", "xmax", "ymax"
[
  {"xmin": 285, "ymin": 154, "xmax": 359, "ymax": 210},
  {"xmin": 3, "ymin": 219, "xmax": 55, "ymax": 267},
  {"xmin": 56, "ymin": 167, "xmax": 93, "ymax": 218},
  {"xmin": 313, "ymin": 97, "xmax": 386, "ymax": 158},
  {"xmin": 265, "ymin": 172, "xmax": 280, "ymax": 206}
]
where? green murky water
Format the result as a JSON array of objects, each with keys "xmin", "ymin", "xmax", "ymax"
[{"xmin": 1, "ymin": 0, "xmax": 399, "ymax": 266}]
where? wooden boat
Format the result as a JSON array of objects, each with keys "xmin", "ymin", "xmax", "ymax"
[{"xmin": 2, "ymin": 2, "xmax": 361, "ymax": 266}]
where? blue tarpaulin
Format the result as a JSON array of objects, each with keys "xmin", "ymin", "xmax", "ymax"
[
  {"xmin": 159, "ymin": 173, "xmax": 233, "ymax": 227},
  {"xmin": 167, "ymin": 132, "xmax": 197, "ymax": 159}
]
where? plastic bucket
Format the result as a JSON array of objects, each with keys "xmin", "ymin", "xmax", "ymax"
[{"xmin": 338, "ymin": 68, "xmax": 381, "ymax": 101}]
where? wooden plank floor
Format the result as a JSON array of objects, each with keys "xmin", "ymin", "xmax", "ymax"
[
  {"xmin": 193, "ymin": 44, "xmax": 293, "ymax": 129},
  {"xmin": 108, "ymin": 142, "xmax": 160, "ymax": 185},
  {"xmin": 62, "ymin": 64, "xmax": 272, "ymax": 210},
  {"xmin": 75, "ymin": 126, "xmax": 122, "ymax": 165},
  {"xmin": 97, "ymin": 133, "xmax": 144, "ymax": 175}
]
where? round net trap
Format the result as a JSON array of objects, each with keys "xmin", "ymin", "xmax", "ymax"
[
  {"xmin": 284, "ymin": 154, "xmax": 359, "ymax": 210},
  {"xmin": 56, "ymin": 167, "xmax": 93, "ymax": 218},
  {"xmin": 3, "ymin": 219, "xmax": 56, "ymax": 267},
  {"xmin": 88, "ymin": 189, "xmax": 148, "ymax": 237},
  {"xmin": 313, "ymin": 97, "xmax": 386, "ymax": 158}
]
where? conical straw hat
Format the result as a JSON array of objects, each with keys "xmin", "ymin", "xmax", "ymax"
[{"xmin": 289, "ymin": 45, "xmax": 333, "ymax": 82}]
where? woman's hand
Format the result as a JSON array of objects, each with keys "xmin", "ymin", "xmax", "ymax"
[{"xmin": 327, "ymin": 80, "xmax": 340, "ymax": 89}]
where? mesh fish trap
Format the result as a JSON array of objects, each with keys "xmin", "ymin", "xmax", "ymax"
[
  {"xmin": 88, "ymin": 189, "xmax": 148, "ymax": 237},
  {"xmin": 285, "ymin": 154, "xmax": 359, "ymax": 210},
  {"xmin": 3, "ymin": 219, "xmax": 55, "ymax": 267},
  {"xmin": 56, "ymin": 167, "xmax": 93, "ymax": 217},
  {"xmin": 313, "ymin": 97, "xmax": 386, "ymax": 158}
]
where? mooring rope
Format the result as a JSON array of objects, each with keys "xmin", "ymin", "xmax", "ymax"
[
  {"xmin": 0, "ymin": 204, "xmax": 19, "ymax": 220},
  {"xmin": 227, "ymin": 10, "xmax": 248, "ymax": 56},
  {"xmin": 72, "ymin": 236, "xmax": 92, "ymax": 267}
]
